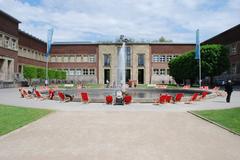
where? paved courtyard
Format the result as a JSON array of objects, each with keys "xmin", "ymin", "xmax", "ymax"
[{"xmin": 0, "ymin": 88, "xmax": 240, "ymax": 160}]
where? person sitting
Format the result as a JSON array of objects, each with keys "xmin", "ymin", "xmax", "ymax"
[
  {"xmin": 19, "ymin": 88, "xmax": 32, "ymax": 99},
  {"xmin": 115, "ymin": 90, "xmax": 124, "ymax": 105},
  {"xmin": 64, "ymin": 93, "xmax": 74, "ymax": 102}
]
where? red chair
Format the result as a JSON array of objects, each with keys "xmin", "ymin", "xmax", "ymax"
[
  {"xmin": 81, "ymin": 92, "xmax": 89, "ymax": 103},
  {"xmin": 175, "ymin": 93, "xmax": 184, "ymax": 102},
  {"xmin": 124, "ymin": 95, "xmax": 132, "ymax": 104},
  {"xmin": 166, "ymin": 95, "xmax": 172, "ymax": 103},
  {"xmin": 185, "ymin": 93, "xmax": 199, "ymax": 104},
  {"xmin": 106, "ymin": 95, "xmax": 113, "ymax": 104},
  {"xmin": 159, "ymin": 94, "xmax": 167, "ymax": 104},
  {"xmin": 58, "ymin": 92, "xmax": 65, "ymax": 102},
  {"xmin": 48, "ymin": 89, "xmax": 55, "ymax": 100},
  {"xmin": 199, "ymin": 91, "xmax": 208, "ymax": 100},
  {"xmin": 35, "ymin": 90, "xmax": 43, "ymax": 98}
]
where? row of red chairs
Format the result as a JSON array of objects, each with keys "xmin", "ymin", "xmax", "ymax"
[
  {"xmin": 155, "ymin": 91, "xmax": 208, "ymax": 104},
  {"xmin": 105, "ymin": 95, "xmax": 132, "ymax": 104}
]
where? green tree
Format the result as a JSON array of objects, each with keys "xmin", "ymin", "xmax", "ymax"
[
  {"xmin": 36, "ymin": 67, "xmax": 45, "ymax": 79},
  {"xmin": 169, "ymin": 44, "xmax": 230, "ymax": 85},
  {"xmin": 23, "ymin": 65, "xmax": 37, "ymax": 85}
]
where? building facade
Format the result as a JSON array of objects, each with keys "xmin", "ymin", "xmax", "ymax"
[
  {"xmin": 203, "ymin": 24, "xmax": 240, "ymax": 84},
  {"xmin": 0, "ymin": 9, "xmax": 197, "ymax": 87}
]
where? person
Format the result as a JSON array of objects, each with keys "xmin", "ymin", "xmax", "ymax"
[
  {"xmin": 44, "ymin": 79, "xmax": 48, "ymax": 87},
  {"xmin": 224, "ymin": 80, "xmax": 233, "ymax": 103},
  {"xmin": 106, "ymin": 80, "xmax": 110, "ymax": 88},
  {"xmin": 114, "ymin": 90, "xmax": 124, "ymax": 105},
  {"xmin": 64, "ymin": 93, "xmax": 74, "ymax": 102}
]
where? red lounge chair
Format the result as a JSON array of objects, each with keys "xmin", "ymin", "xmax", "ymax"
[
  {"xmin": 199, "ymin": 91, "xmax": 208, "ymax": 100},
  {"xmin": 166, "ymin": 95, "xmax": 172, "ymax": 103},
  {"xmin": 58, "ymin": 92, "xmax": 65, "ymax": 102},
  {"xmin": 48, "ymin": 89, "xmax": 55, "ymax": 100},
  {"xmin": 159, "ymin": 94, "xmax": 167, "ymax": 104},
  {"xmin": 185, "ymin": 93, "xmax": 199, "ymax": 104},
  {"xmin": 175, "ymin": 93, "xmax": 184, "ymax": 102},
  {"xmin": 124, "ymin": 95, "xmax": 132, "ymax": 104},
  {"xmin": 106, "ymin": 95, "xmax": 113, "ymax": 104},
  {"xmin": 35, "ymin": 90, "xmax": 43, "ymax": 98},
  {"xmin": 81, "ymin": 92, "xmax": 89, "ymax": 103}
]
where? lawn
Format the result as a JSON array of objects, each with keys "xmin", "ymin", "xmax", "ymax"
[
  {"xmin": 0, "ymin": 104, "xmax": 52, "ymax": 136},
  {"xmin": 193, "ymin": 107, "xmax": 240, "ymax": 134}
]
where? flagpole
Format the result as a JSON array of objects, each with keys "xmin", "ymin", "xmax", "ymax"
[{"xmin": 199, "ymin": 56, "xmax": 201, "ymax": 87}]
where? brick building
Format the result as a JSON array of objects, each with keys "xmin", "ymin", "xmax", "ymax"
[
  {"xmin": 1, "ymin": 9, "xmax": 196, "ymax": 86},
  {"xmin": 202, "ymin": 24, "xmax": 240, "ymax": 84}
]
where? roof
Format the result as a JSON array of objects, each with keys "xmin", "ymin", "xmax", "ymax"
[
  {"xmin": 52, "ymin": 41, "xmax": 195, "ymax": 46},
  {"xmin": 202, "ymin": 24, "xmax": 240, "ymax": 45},
  {"xmin": 0, "ymin": 9, "xmax": 21, "ymax": 23},
  {"xmin": 18, "ymin": 30, "xmax": 46, "ymax": 44}
]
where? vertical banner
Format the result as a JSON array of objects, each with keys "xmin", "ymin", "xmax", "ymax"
[
  {"xmin": 46, "ymin": 28, "xmax": 54, "ymax": 58},
  {"xmin": 195, "ymin": 29, "xmax": 200, "ymax": 60}
]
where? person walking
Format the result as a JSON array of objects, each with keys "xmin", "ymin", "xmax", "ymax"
[{"xmin": 224, "ymin": 80, "xmax": 233, "ymax": 103}]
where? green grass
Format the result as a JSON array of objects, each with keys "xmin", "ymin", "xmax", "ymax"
[
  {"xmin": 0, "ymin": 104, "xmax": 52, "ymax": 136},
  {"xmin": 193, "ymin": 107, "xmax": 240, "ymax": 134}
]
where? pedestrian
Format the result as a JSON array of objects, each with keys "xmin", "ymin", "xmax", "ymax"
[
  {"xmin": 224, "ymin": 80, "xmax": 233, "ymax": 103},
  {"xmin": 44, "ymin": 79, "xmax": 48, "ymax": 86}
]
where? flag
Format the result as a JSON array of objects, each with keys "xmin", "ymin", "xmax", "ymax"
[
  {"xmin": 195, "ymin": 29, "xmax": 200, "ymax": 60},
  {"xmin": 46, "ymin": 28, "xmax": 54, "ymax": 58}
]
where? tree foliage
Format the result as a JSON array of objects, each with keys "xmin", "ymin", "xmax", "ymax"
[
  {"xmin": 169, "ymin": 44, "xmax": 230, "ymax": 85},
  {"xmin": 23, "ymin": 65, "xmax": 37, "ymax": 84},
  {"xmin": 23, "ymin": 65, "xmax": 67, "ymax": 81}
]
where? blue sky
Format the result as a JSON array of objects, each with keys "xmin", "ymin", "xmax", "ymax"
[{"xmin": 0, "ymin": 0, "xmax": 239, "ymax": 43}]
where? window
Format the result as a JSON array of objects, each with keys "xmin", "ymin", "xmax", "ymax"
[
  {"xmin": 83, "ymin": 69, "xmax": 88, "ymax": 75},
  {"xmin": 167, "ymin": 69, "xmax": 170, "ymax": 75},
  {"xmin": 153, "ymin": 69, "xmax": 159, "ymax": 75},
  {"xmin": 83, "ymin": 55, "xmax": 88, "ymax": 62},
  {"xmin": 152, "ymin": 55, "xmax": 159, "ymax": 62},
  {"xmin": 69, "ymin": 69, "xmax": 75, "ymax": 75},
  {"xmin": 167, "ymin": 55, "xmax": 172, "ymax": 62},
  {"xmin": 76, "ymin": 56, "xmax": 81, "ymax": 62},
  {"xmin": 159, "ymin": 55, "xmax": 165, "ymax": 62},
  {"xmin": 0, "ymin": 34, "xmax": 3, "ymax": 47},
  {"xmin": 126, "ymin": 47, "xmax": 131, "ymax": 66},
  {"xmin": 138, "ymin": 54, "xmax": 144, "ymax": 66},
  {"xmin": 50, "ymin": 56, "xmax": 56, "ymax": 62},
  {"xmin": 104, "ymin": 54, "xmax": 110, "ymax": 66},
  {"xmin": 57, "ymin": 56, "xmax": 62, "ymax": 62},
  {"xmin": 4, "ymin": 36, "xmax": 9, "ymax": 48},
  {"xmin": 64, "ymin": 69, "xmax": 69, "ymax": 75},
  {"xmin": 63, "ymin": 56, "xmax": 69, "ymax": 62},
  {"xmin": 89, "ymin": 55, "xmax": 96, "ymax": 62},
  {"xmin": 76, "ymin": 69, "xmax": 82, "ymax": 75},
  {"xmin": 160, "ymin": 69, "xmax": 165, "ymax": 75},
  {"xmin": 11, "ymin": 39, "xmax": 16, "ymax": 50},
  {"xmin": 89, "ymin": 69, "xmax": 95, "ymax": 75},
  {"xmin": 173, "ymin": 55, "xmax": 178, "ymax": 58},
  {"xmin": 69, "ymin": 55, "xmax": 75, "ymax": 62},
  {"xmin": 117, "ymin": 47, "xmax": 131, "ymax": 66}
]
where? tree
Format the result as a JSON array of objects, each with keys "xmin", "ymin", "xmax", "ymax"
[
  {"xmin": 23, "ymin": 65, "xmax": 37, "ymax": 85},
  {"xmin": 169, "ymin": 44, "xmax": 230, "ymax": 85},
  {"xmin": 36, "ymin": 67, "xmax": 45, "ymax": 79}
]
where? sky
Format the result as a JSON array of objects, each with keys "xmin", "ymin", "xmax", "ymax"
[{"xmin": 0, "ymin": 0, "xmax": 239, "ymax": 43}]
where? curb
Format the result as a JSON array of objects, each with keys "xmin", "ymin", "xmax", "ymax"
[{"xmin": 188, "ymin": 111, "xmax": 240, "ymax": 136}]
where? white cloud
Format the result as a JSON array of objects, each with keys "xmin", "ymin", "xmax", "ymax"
[{"xmin": 0, "ymin": 0, "xmax": 239, "ymax": 42}]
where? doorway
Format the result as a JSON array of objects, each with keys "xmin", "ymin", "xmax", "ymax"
[
  {"xmin": 104, "ymin": 69, "xmax": 110, "ymax": 84},
  {"xmin": 138, "ymin": 69, "xmax": 144, "ymax": 84},
  {"xmin": 126, "ymin": 69, "xmax": 131, "ymax": 83}
]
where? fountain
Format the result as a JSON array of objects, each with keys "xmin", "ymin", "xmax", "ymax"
[{"xmin": 117, "ymin": 35, "xmax": 128, "ymax": 91}]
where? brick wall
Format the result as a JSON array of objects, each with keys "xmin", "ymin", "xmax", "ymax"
[
  {"xmin": 0, "ymin": 11, "xmax": 19, "ymax": 37},
  {"xmin": 18, "ymin": 30, "xmax": 46, "ymax": 53}
]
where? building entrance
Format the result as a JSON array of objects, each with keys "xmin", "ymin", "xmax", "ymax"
[
  {"xmin": 126, "ymin": 69, "xmax": 131, "ymax": 84},
  {"xmin": 138, "ymin": 69, "xmax": 144, "ymax": 84},
  {"xmin": 104, "ymin": 69, "xmax": 110, "ymax": 84}
]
